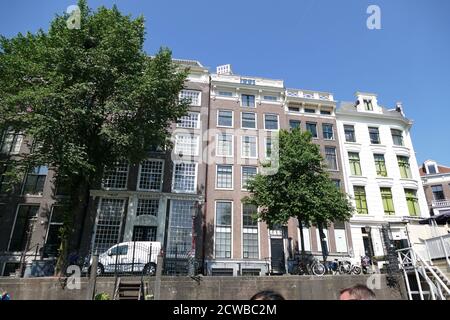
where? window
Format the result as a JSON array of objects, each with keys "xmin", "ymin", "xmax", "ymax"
[
  {"xmin": 217, "ymin": 110, "xmax": 233, "ymax": 127},
  {"xmin": 179, "ymin": 89, "xmax": 201, "ymax": 106},
  {"xmin": 264, "ymin": 114, "xmax": 279, "ymax": 130},
  {"xmin": 265, "ymin": 137, "xmax": 272, "ymax": 159},
  {"xmin": 1, "ymin": 129, "xmax": 23, "ymax": 155},
  {"xmin": 174, "ymin": 134, "xmax": 199, "ymax": 156},
  {"xmin": 374, "ymin": 154, "xmax": 387, "ymax": 177},
  {"xmin": 167, "ymin": 200, "xmax": 194, "ymax": 256},
  {"xmin": 216, "ymin": 165, "xmax": 233, "ymax": 189},
  {"xmin": 242, "ymin": 136, "xmax": 257, "ymax": 158},
  {"xmin": 23, "ymin": 166, "xmax": 48, "ymax": 195},
  {"xmin": 9, "ymin": 205, "xmax": 39, "ymax": 251},
  {"xmin": 241, "ymin": 94, "xmax": 255, "ymax": 107},
  {"xmin": 216, "ymin": 133, "xmax": 233, "ymax": 157},
  {"xmin": 132, "ymin": 226, "xmax": 157, "ymax": 241},
  {"xmin": 354, "ymin": 186, "xmax": 368, "ymax": 214},
  {"xmin": 241, "ymin": 112, "xmax": 256, "ymax": 129},
  {"xmin": 348, "ymin": 152, "xmax": 362, "ymax": 176},
  {"xmin": 177, "ymin": 112, "xmax": 200, "ymax": 129},
  {"xmin": 368, "ymin": 127, "xmax": 380, "ymax": 144},
  {"xmin": 405, "ymin": 189, "xmax": 420, "ymax": 216},
  {"xmin": 92, "ymin": 198, "xmax": 125, "ymax": 254},
  {"xmin": 173, "ymin": 162, "xmax": 197, "ymax": 193},
  {"xmin": 102, "ymin": 161, "xmax": 128, "ymax": 190},
  {"xmin": 397, "ymin": 156, "xmax": 412, "ymax": 179},
  {"xmin": 263, "ymin": 95, "xmax": 277, "ymax": 101},
  {"xmin": 431, "ymin": 185, "xmax": 445, "ymax": 201},
  {"xmin": 427, "ymin": 164, "xmax": 437, "ymax": 174},
  {"xmin": 242, "ymin": 203, "xmax": 258, "ymax": 259},
  {"xmin": 138, "ymin": 160, "xmax": 164, "ymax": 191},
  {"xmin": 288, "ymin": 106, "xmax": 300, "ymax": 113},
  {"xmin": 320, "ymin": 110, "xmax": 332, "ymax": 115},
  {"xmin": 363, "ymin": 99, "xmax": 373, "ymax": 111},
  {"xmin": 44, "ymin": 206, "xmax": 64, "ymax": 257},
  {"xmin": 242, "ymin": 166, "xmax": 257, "ymax": 190},
  {"xmin": 391, "ymin": 129, "xmax": 404, "ymax": 146},
  {"xmin": 334, "ymin": 223, "xmax": 348, "ymax": 253},
  {"xmin": 306, "ymin": 122, "xmax": 318, "ymax": 138},
  {"xmin": 304, "ymin": 108, "xmax": 316, "ymax": 113},
  {"xmin": 289, "ymin": 120, "xmax": 301, "ymax": 129},
  {"xmin": 325, "ymin": 147, "xmax": 337, "ymax": 170},
  {"xmin": 298, "ymin": 226, "xmax": 311, "ymax": 251},
  {"xmin": 241, "ymin": 78, "xmax": 256, "ymax": 85},
  {"xmin": 322, "ymin": 124, "xmax": 334, "ymax": 140},
  {"xmin": 380, "ymin": 188, "xmax": 395, "ymax": 215},
  {"xmin": 136, "ymin": 199, "xmax": 159, "ymax": 217},
  {"xmin": 215, "ymin": 201, "xmax": 232, "ymax": 258},
  {"xmin": 110, "ymin": 245, "xmax": 128, "ymax": 256},
  {"xmin": 344, "ymin": 125, "xmax": 356, "ymax": 142},
  {"xmin": 218, "ymin": 91, "xmax": 233, "ymax": 97}
]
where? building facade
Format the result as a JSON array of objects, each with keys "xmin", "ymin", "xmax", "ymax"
[
  {"xmin": 336, "ymin": 93, "xmax": 429, "ymax": 260},
  {"xmin": 419, "ymin": 160, "xmax": 450, "ymax": 217}
]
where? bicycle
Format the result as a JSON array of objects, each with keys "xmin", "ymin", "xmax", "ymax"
[{"xmin": 291, "ymin": 253, "xmax": 326, "ymax": 276}]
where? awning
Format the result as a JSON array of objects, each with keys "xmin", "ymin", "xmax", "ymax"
[{"xmin": 419, "ymin": 211, "xmax": 450, "ymax": 225}]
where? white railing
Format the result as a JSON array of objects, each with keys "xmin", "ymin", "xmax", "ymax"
[
  {"xmin": 286, "ymin": 89, "xmax": 334, "ymax": 101},
  {"xmin": 431, "ymin": 199, "xmax": 450, "ymax": 208},
  {"xmin": 424, "ymin": 234, "xmax": 450, "ymax": 266}
]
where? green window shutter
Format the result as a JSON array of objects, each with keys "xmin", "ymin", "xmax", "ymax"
[
  {"xmin": 349, "ymin": 153, "xmax": 362, "ymax": 176},
  {"xmin": 354, "ymin": 186, "xmax": 368, "ymax": 214},
  {"xmin": 405, "ymin": 189, "xmax": 420, "ymax": 216},
  {"xmin": 381, "ymin": 188, "xmax": 395, "ymax": 215}
]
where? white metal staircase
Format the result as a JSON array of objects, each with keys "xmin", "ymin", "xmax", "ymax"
[{"xmin": 397, "ymin": 247, "xmax": 450, "ymax": 300}]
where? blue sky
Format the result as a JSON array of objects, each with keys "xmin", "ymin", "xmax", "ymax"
[{"xmin": 1, "ymin": 0, "xmax": 449, "ymax": 166}]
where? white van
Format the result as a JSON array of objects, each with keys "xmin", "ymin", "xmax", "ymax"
[{"xmin": 87, "ymin": 241, "xmax": 161, "ymax": 276}]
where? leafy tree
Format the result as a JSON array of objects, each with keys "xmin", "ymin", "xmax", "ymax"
[
  {"xmin": 244, "ymin": 129, "xmax": 354, "ymax": 262},
  {"xmin": 0, "ymin": 0, "xmax": 189, "ymax": 273}
]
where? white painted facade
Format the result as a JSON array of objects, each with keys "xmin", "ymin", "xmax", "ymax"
[{"xmin": 336, "ymin": 93, "xmax": 429, "ymax": 259}]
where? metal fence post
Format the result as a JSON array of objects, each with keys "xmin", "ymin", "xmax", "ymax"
[
  {"xmin": 87, "ymin": 255, "xmax": 98, "ymax": 300},
  {"xmin": 154, "ymin": 254, "xmax": 163, "ymax": 300}
]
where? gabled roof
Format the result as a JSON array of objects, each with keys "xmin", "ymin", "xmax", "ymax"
[{"xmin": 419, "ymin": 160, "xmax": 450, "ymax": 176}]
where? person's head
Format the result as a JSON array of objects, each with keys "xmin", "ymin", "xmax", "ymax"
[
  {"xmin": 251, "ymin": 290, "xmax": 285, "ymax": 300},
  {"xmin": 339, "ymin": 284, "xmax": 376, "ymax": 300}
]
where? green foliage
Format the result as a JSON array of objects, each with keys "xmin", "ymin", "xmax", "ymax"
[
  {"xmin": 244, "ymin": 129, "xmax": 354, "ymax": 251},
  {"xmin": 94, "ymin": 292, "xmax": 110, "ymax": 300}
]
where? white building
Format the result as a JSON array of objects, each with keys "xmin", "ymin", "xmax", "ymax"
[{"xmin": 336, "ymin": 92, "xmax": 429, "ymax": 260}]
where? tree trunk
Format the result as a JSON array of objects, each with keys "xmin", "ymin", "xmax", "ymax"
[
  {"xmin": 297, "ymin": 217, "xmax": 305, "ymax": 254},
  {"xmin": 317, "ymin": 221, "xmax": 328, "ymax": 263}
]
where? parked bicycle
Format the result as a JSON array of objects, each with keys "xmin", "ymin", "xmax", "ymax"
[
  {"xmin": 325, "ymin": 258, "xmax": 361, "ymax": 275},
  {"xmin": 291, "ymin": 253, "xmax": 326, "ymax": 276}
]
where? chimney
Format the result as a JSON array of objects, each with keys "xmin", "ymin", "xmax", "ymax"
[{"xmin": 395, "ymin": 102, "xmax": 405, "ymax": 116}]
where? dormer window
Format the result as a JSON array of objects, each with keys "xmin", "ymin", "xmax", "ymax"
[
  {"xmin": 426, "ymin": 163, "xmax": 438, "ymax": 174},
  {"xmin": 364, "ymin": 99, "xmax": 373, "ymax": 111}
]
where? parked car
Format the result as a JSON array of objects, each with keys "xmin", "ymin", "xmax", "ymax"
[{"xmin": 84, "ymin": 241, "xmax": 161, "ymax": 276}]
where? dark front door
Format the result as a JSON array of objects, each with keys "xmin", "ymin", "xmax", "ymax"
[{"xmin": 270, "ymin": 238, "xmax": 285, "ymax": 274}]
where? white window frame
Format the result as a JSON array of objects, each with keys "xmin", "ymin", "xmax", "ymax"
[
  {"xmin": 241, "ymin": 136, "xmax": 258, "ymax": 159},
  {"xmin": 171, "ymin": 161, "xmax": 198, "ymax": 193},
  {"xmin": 216, "ymin": 164, "xmax": 234, "ymax": 190},
  {"xmin": 214, "ymin": 200, "xmax": 233, "ymax": 259},
  {"xmin": 176, "ymin": 111, "xmax": 200, "ymax": 129},
  {"xmin": 241, "ymin": 111, "xmax": 257, "ymax": 129},
  {"xmin": 241, "ymin": 166, "xmax": 258, "ymax": 191},
  {"xmin": 179, "ymin": 89, "xmax": 201, "ymax": 106},
  {"xmin": 1, "ymin": 128, "xmax": 24, "ymax": 155},
  {"xmin": 263, "ymin": 113, "xmax": 279, "ymax": 131},
  {"xmin": 174, "ymin": 134, "xmax": 199, "ymax": 156},
  {"xmin": 137, "ymin": 159, "xmax": 164, "ymax": 191},
  {"xmin": 264, "ymin": 137, "xmax": 272, "ymax": 159},
  {"xmin": 241, "ymin": 203, "xmax": 260, "ymax": 259},
  {"xmin": 297, "ymin": 227, "xmax": 311, "ymax": 252},
  {"xmin": 216, "ymin": 133, "xmax": 234, "ymax": 157},
  {"xmin": 217, "ymin": 110, "xmax": 234, "ymax": 128},
  {"xmin": 102, "ymin": 161, "xmax": 129, "ymax": 191},
  {"xmin": 240, "ymin": 94, "xmax": 256, "ymax": 108}
]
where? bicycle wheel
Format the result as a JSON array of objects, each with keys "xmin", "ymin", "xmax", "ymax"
[
  {"xmin": 352, "ymin": 266, "xmax": 362, "ymax": 275},
  {"xmin": 312, "ymin": 262, "xmax": 326, "ymax": 276}
]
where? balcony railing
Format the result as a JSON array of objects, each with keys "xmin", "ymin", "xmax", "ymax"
[
  {"xmin": 432, "ymin": 199, "xmax": 450, "ymax": 208},
  {"xmin": 286, "ymin": 89, "xmax": 334, "ymax": 101}
]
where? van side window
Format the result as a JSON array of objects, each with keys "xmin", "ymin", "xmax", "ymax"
[{"xmin": 110, "ymin": 245, "xmax": 128, "ymax": 255}]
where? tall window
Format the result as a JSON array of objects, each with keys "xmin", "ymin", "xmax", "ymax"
[
  {"xmin": 242, "ymin": 136, "xmax": 257, "ymax": 158},
  {"xmin": 380, "ymin": 188, "xmax": 395, "ymax": 215},
  {"xmin": 174, "ymin": 134, "xmax": 199, "ymax": 156},
  {"xmin": 397, "ymin": 156, "xmax": 412, "ymax": 179},
  {"xmin": 216, "ymin": 165, "xmax": 233, "ymax": 189},
  {"xmin": 322, "ymin": 124, "xmax": 334, "ymax": 140},
  {"xmin": 241, "ymin": 112, "xmax": 256, "ymax": 129},
  {"xmin": 368, "ymin": 127, "xmax": 380, "ymax": 144},
  {"xmin": 1, "ymin": 129, "xmax": 23, "ymax": 155},
  {"xmin": 241, "ymin": 94, "xmax": 255, "ymax": 107},
  {"xmin": 325, "ymin": 147, "xmax": 337, "ymax": 170},
  {"xmin": 289, "ymin": 119, "xmax": 301, "ymax": 129},
  {"xmin": 354, "ymin": 186, "xmax": 368, "ymax": 214},
  {"xmin": 427, "ymin": 164, "xmax": 437, "ymax": 174},
  {"xmin": 215, "ymin": 201, "xmax": 232, "ymax": 258},
  {"xmin": 23, "ymin": 166, "xmax": 48, "ymax": 195},
  {"xmin": 173, "ymin": 162, "xmax": 197, "ymax": 193},
  {"xmin": 133, "ymin": 226, "xmax": 157, "ymax": 241},
  {"xmin": 177, "ymin": 111, "xmax": 200, "ymax": 129},
  {"xmin": 45, "ymin": 206, "xmax": 64, "ymax": 256},
  {"xmin": 179, "ymin": 89, "xmax": 201, "ymax": 106},
  {"xmin": 265, "ymin": 137, "xmax": 272, "ymax": 159},
  {"xmin": 9, "ymin": 205, "xmax": 39, "ymax": 252},
  {"xmin": 431, "ymin": 185, "xmax": 445, "ymax": 201},
  {"xmin": 363, "ymin": 99, "xmax": 373, "ymax": 111},
  {"xmin": 316, "ymin": 229, "xmax": 329, "ymax": 252},
  {"xmin": 334, "ymin": 222, "xmax": 348, "ymax": 253},
  {"xmin": 138, "ymin": 160, "xmax": 164, "ymax": 191},
  {"xmin": 217, "ymin": 110, "xmax": 233, "ymax": 127},
  {"xmin": 102, "ymin": 161, "xmax": 128, "ymax": 190},
  {"xmin": 216, "ymin": 133, "xmax": 233, "ymax": 157},
  {"xmin": 374, "ymin": 154, "xmax": 387, "ymax": 177},
  {"xmin": 242, "ymin": 203, "xmax": 259, "ymax": 259},
  {"xmin": 348, "ymin": 152, "xmax": 362, "ymax": 176},
  {"xmin": 264, "ymin": 114, "xmax": 279, "ymax": 130},
  {"xmin": 391, "ymin": 129, "xmax": 404, "ymax": 146},
  {"xmin": 93, "ymin": 198, "xmax": 125, "ymax": 254},
  {"xmin": 242, "ymin": 166, "xmax": 257, "ymax": 190},
  {"xmin": 306, "ymin": 122, "xmax": 318, "ymax": 138},
  {"xmin": 136, "ymin": 199, "xmax": 159, "ymax": 217},
  {"xmin": 405, "ymin": 189, "xmax": 420, "ymax": 216},
  {"xmin": 167, "ymin": 200, "xmax": 194, "ymax": 256},
  {"xmin": 344, "ymin": 125, "xmax": 356, "ymax": 142}
]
